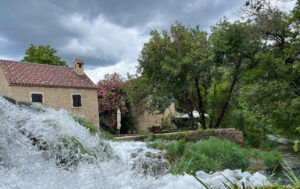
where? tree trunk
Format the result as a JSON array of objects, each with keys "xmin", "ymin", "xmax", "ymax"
[
  {"xmin": 209, "ymin": 65, "xmax": 218, "ymax": 128},
  {"xmin": 195, "ymin": 78, "xmax": 206, "ymax": 129},
  {"xmin": 213, "ymin": 60, "xmax": 241, "ymax": 128},
  {"xmin": 188, "ymin": 111, "xmax": 194, "ymax": 128}
]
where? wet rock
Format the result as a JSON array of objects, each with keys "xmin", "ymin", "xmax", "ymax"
[{"xmin": 131, "ymin": 153, "xmax": 138, "ymax": 158}]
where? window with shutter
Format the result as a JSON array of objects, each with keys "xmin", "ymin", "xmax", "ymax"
[
  {"xmin": 72, "ymin": 94, "xmax": 82, "ymax": 108},
  {"xmin": 31, "ymin": 93, "xmax": 43, "ymax": 103}
]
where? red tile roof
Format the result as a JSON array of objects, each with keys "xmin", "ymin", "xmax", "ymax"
[{"xmin": 0, "ymin": 59, "xmax": 97, "ymax": 89}]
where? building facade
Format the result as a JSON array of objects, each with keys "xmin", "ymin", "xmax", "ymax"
[
  {"xmin": 132, "ymin": 103, "xmax": 175, "ymax": 132},
  {"xmin": 0, "ymin": 59, "xmax": 99, "ymax": 127}
]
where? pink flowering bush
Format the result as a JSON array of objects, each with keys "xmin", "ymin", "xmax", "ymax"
[
  {"xmin": 97, "ymin": 73, "xmax": 128, "ymax": 114},
  {"xmin": 97, "ymin": 73, "xmax": 135, "ymax": 133}
]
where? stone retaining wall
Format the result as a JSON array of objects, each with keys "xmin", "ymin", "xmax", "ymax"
[
  {"xmin": 117, "ymin": 128, "xmax": 244, "ymax": 145},
  {"xmin": 183, "ymin": 128, "xmax": 243, "ymax": 145}
]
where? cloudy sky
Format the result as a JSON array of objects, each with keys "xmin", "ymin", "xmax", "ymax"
[{"xmin": 0, "ymin": 0, "xmax": 275, "ymax": 82}]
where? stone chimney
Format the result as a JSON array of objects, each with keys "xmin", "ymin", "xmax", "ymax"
[{"xmin": 73, "ymin": 59, "xmax": 85, "ymax": 75}]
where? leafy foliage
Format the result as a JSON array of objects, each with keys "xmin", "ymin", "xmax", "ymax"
[
  {"xmin": 97, "ymin": 73, "xmax": 135, "ymax": 133},
  {"xmin": 22, "ymin": 44, "xmax": 67, "ymax": 66},
  {"xmin": 137, "ymin": 22, "xmax": 211, "ymax": 129},
  {"xmin": 166, "ymin": 138, "xmax": 250, "ymax": 174},
  {"xmin": 97, "ymin": 73, "xmax": 128, "ymax": 114},
  {"xmin": 132, "ymin": 1, "xmax": 300, "ymax": 143}
]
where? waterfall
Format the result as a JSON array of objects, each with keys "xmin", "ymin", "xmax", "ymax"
[{"xmin": 0, "ymin": 97, "xmax": 270, "ymax": 189}]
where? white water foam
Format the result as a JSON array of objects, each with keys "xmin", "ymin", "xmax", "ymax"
[{"xmin": 0, "ymin": 97, "xmax": 270, "ymax": 189}]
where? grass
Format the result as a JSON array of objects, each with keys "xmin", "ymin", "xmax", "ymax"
[
  {"xmin": 73, "ymin": 116, "xmax": 116, "ymax": 140},
  {"xmin": 143, "ymin": 133, "xmax": 154, "ymax": 142},
  {"xmin": 147, "ymin": 136, "xmax": 283, "ymax": 174},
  {"xmin": 140, "ymin": 129, "xmax": 214, "ymax": 142},
  {"xmin": 149, "ymin": 142, "xmax": 168, "ymax": 150},
  {"xmin": 165, "ymin": 138, "xmax": 251, "ymax": 174},
  {"xmin": 248, "ymin": 148, "xmax": 283, "ymax": 169},
  {"xmin": 259, "ymin": 139, "xmax": 280, "ymax": 151},
  {"xmin": 260, "ymin": 151, "xmax": 283, "ymax": 168},
  {"xmin": 73, "ymin": 116, "xmax": 98, "ymax": 135},
  {"xmin": 165, "ymin": 140, "xmax": 186, "ymax": 162},
  {"xmin": 100, "ymin": 132, "xmax": 115, "ymax": 140},
  {"xmin": 284, "ymin": 161, "xmax": 300, "ymax": 188}
]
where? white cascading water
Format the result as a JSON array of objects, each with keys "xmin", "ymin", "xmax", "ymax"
[{"xmin": 0, "ymin": 97, "xmax": 270, "ymax": 189}]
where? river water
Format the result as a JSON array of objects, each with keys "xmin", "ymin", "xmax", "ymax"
[
  {"xmin": 0, "ymin": 97, "xmax": 271, "ymax": 189},
  {"xmin": 263, "ymin": 135, "xmax": 300, "ymax": 185}
]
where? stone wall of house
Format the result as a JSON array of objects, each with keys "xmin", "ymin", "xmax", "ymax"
[
  {"xmin": 133, "ymin": 103, "xmax": 175, "ymax": 132},
  {"xmin": 6, "ymin": 85, "xmax": 99, "ymax": 127},
  {"xmin": 0, "ymin": 66, "xmax": 12, "ymax": 97}
]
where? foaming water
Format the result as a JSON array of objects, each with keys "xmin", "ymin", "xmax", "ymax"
[{"xmin": 0, "ymin": 97, "xmax": 270, "ymax": 189}]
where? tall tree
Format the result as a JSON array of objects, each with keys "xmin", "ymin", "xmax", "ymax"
[
  {"xmin": 138, "ymin": 22, "xmax": 211, "ymax": 129},
  {"xmin": 240, "ymin": 0, "xmax": 300, "ymax": 134},
  {"xmin": 209, "ymin": 19, "xmax": 261, "ymax": 128},
  {"xmin": 22, "ymin": 44, "xmax": 67, "ymax": 66}
]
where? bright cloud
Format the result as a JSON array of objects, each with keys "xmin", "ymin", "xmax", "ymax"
[
  {"xmin": 59, "ymin": 14, "xmax": 148, "ymax": 62},
  {"xmin": 85, "ymin": 60, "xmax": 137, "ymax": 83},
  {"xmin": 58, "ymin": 14, "xmax": 150, "ymax": 82}
]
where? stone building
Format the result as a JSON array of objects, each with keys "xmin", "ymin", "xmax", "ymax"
[
  {"xmin": 132, "ymin": 102, "xmax": 209, "ymax": 132},
  {"xmin": 132, "ymin": 103, "xmax": 176, "ymax": 132},
  {"xmin": 0, "ymin": 59, "xmax": 99, "ymax": 127}
]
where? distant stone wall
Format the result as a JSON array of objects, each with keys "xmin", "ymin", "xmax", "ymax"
[
  {"xmin": 183, "ymin": 128, "xmax": 243, "ymax": 145},
  {"xmin": 133, "ymin": 103, "xmax": 175, "ymax": 132},
  {"xmin": 118, "ymin": 128, "xmax": 244, "ymax": 145}
]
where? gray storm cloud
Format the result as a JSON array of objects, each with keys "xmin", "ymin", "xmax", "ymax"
[{"xmin": 0, "ymin": 0, "xmax": 244, "ymax": 80}]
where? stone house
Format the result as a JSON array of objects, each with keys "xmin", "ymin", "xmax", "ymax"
[{"xmin": 0, "ymin": 59, "xmax": 99, "ymax": 127}]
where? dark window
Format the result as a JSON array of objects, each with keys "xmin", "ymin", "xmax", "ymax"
[
  {"xmin": 31, "ymin": 93, "xmax": 43, "ymax": 103},
  {"xmin": 79, "ymin": 64, "xmax": 82, "ymax": 68},
  {"xmin": 72, "ymin": 94, "xmax": 82, "ymax": 107}
]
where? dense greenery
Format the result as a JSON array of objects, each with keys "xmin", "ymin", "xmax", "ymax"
[
  {"xmin": 127, "ymin": 0, "xmax": 300, "ymax": 145},
  {"xmin": 148, "ymin": 137, "xmax": 282, "ymax": 174},
  {"xmin": 22, "ymin": 44, "xmax": 67, "ymax": 66}
]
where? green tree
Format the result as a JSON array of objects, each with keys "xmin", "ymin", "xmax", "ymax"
[
  {"xmin": 137, "ymin": 22, "xmax": 211, "ymax": 129},
  {"xmin": 209, "ymin": 19, "xmax": 261, "ymax": 128},
  {"xmin": 240, "ymin": 1, "xmax": 300, "ymax": 135},
  {"xmin": 22, "ymin": 44, "xmax": 67, "ymax": 66}
]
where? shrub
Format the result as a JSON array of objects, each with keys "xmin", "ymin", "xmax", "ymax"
[
  {"xmin": 144, "ymin": 133, "xmax": 154, "ymax": 142},
  {"xmin": 192, "ymin": 138, "xmax": 250, "ymax": 171},
  {"xmin": 100, "ymin": 132, "xmax": 114, "ymax": 140},
  {"xmin": 248, "ymin": 149, "xmax": 283, "ymax": 169},
  {"xmin": 259, "ymin": 139, "xmax": 279, "ymax": 150},
  {"xmin": 167, "ymin": 137, "xmax": 251, "ymax": 174},
  {"xmin": 260, "ymin": 150, "xmax": 283, "ymax": 168},
  {"xmin": 149, "ymin": 142, "xmax": 167, "ymax": 150},
  {"xmin": 171, "ymin": 151, "xmax": 215, "ymax": 174},
  {"xmin": 165, "ymin": 140, "xmax": 186, "ymax": 162}
]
